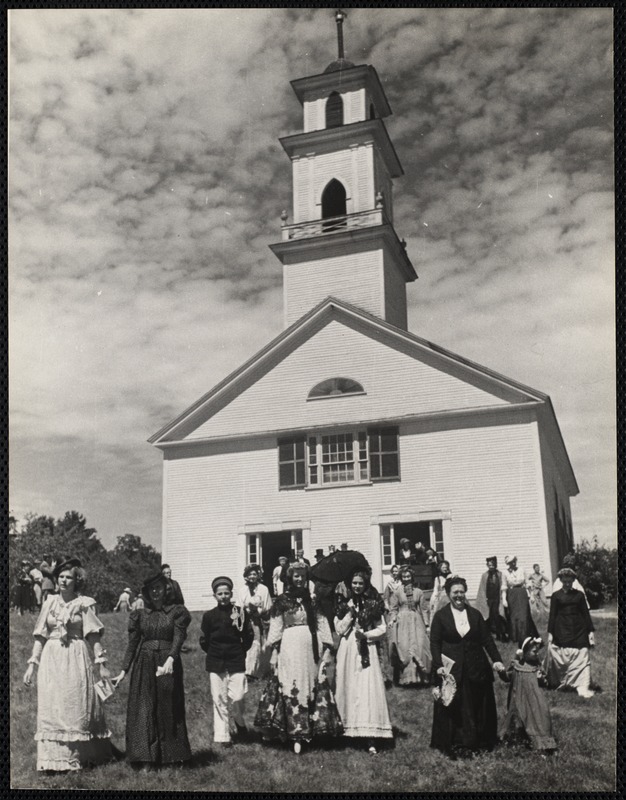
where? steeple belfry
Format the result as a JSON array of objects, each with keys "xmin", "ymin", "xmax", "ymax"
[{"xmin": 270, "ymin": 11, "xmax": 417, "ymax": 330}]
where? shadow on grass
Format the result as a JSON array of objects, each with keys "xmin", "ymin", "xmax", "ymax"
[{"xmin": 189, "ymin": 748, "xmax": 221, "ymax": 767}]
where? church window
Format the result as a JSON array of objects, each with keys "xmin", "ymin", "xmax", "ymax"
[
  {"xmin": 279, "ymin": 428, "xmax": 399, "ymax": 489},
  {"xmin": 278, "ymin": 436, "xmax": 306, "ymax": 488},
  {"xmin": 325, "ymin": 91, "xmax": 344, "ymax": 128},
  {"xmin": 308, "ymin": 377, "xmax": 364, "ymax": 399},
  {"xmin": 369, "ymin": 102, "xmax": 376, "ymax": 119},
  {"xmin": 369, "ymin": 426, "xmax": 400, "ymax": 480},
  {"xmin": 321, "ymin": 179, "xmax": 347, "ymax": 229}
]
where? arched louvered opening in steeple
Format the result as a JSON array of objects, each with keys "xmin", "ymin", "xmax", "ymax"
[
  {"xmin": 325, "ymin": 91, "xmax": 344, "ymax": 128},
  {"xmin": 321, "ymin": 179, "xmax": 347, "ymax": 231}
]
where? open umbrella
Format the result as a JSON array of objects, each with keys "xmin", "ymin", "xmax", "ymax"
[{"xmin": 310, "ymin": 550, "xmax": 371, "ymax": 585}]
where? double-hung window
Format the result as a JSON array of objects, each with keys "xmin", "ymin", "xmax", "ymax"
[{"xmin": 278, "ymin": 427, "xmax": 399, "ymax": 489}]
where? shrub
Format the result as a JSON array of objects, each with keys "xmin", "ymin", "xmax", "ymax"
[{"xmin": 564, "ymin": 537, "xmax": 617, "ymax": 608}]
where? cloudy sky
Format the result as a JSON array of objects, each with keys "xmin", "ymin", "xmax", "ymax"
[{"xmin": 9, "ymin": 8, "xmax": 615, "ymax": 552}]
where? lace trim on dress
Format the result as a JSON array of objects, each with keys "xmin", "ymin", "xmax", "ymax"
[
  {"xmin": 35, "ymin": 729, "xmax": 112, "ymax": 742},
  {"xmin": 342, "ymin": 724, "xmax": 394, "ymax": 738}
]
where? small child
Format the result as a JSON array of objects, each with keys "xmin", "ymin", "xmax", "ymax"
[
  {"xmin": 200, "ymin": 576, "xmax": 254, "ymax": 747},
  {"xmin": 499, "ymin": 636, "xmax": 557, "ymax": 753}
]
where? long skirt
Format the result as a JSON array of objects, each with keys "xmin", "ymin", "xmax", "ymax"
[
  {"xmin": 245, "ymin": 619, "xmax": 271, "ymax": 679},
  {"xmin": 500, "ymin": 670, "xmax": 557, "ymax": 751},
  {"xmin": 507, "ymin": 586, "xmax": 538, "ymax": 645},
  {"xmin": 389, "ymin": 607, "xmax": 432, "ymax": 685},
  {"xmin": 528, "ymin": 588, "xmax": 550, "ymax": 630},
  {"xmin": 255, "ymin": 626, "xmax": 341, "ymax": 742},
  {"xmin": 335, "ymin": 632, "xmax": 393, "ymax": 739},
  {"xmin": 36, "ymin": 638, "xmax": 111, "ymax": 771},
  {"xmin": 125, "ymin": 643, "xmax": 191, "ymax": 764},
  {"xmin": 544, "ymin": 644, "xmax": 591, "ymax": 691},
  {"xmin": 430, "ymin": 675, "xmax": 498, "ymax": 755}
]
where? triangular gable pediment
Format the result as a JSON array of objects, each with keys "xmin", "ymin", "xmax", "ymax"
[{"xmin": 150, "ymin": 297, "xmax": 546, "ymax": 446}]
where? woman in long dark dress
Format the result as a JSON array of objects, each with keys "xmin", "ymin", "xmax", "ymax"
[
  {"xmin": 430, "ymin": 576, "xmax": 506, "ymax": 758},
  {"xmin": 112, "ymin": 572, "xmax": 192, "ymax": 768},
  {"xmin": 545, "ymin": 567, "xmax": 595, "ymax": 697},
  {"xmin": 502, "ymin": 555, "xmax": 537, "ymax": 645}
]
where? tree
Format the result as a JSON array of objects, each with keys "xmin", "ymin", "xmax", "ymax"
[
  {"xmin": 564, "ymin": 537, "xmax": 618, "ymax": 608},
  {"xmin": 9, "ymin": 512, "xmax": 161, "ymax": 611}
]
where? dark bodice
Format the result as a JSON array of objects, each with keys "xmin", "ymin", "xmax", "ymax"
[
  {"xmin": 548, "ymin": 589, "xmax": 593, "ymax": 648},
  {"xmin": 430, "ymin": 604, "xmax": 502, "ymax": 685},
  {"xmin": 121, "ymin": 605, "xmax": 191, "ymax": 672}
]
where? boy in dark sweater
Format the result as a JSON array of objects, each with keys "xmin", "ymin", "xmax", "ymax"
[{"xmin": 200, "ymin": 576, "xmax": 254, "ymax": 746}]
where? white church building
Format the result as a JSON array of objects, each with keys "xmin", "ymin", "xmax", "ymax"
[{"xmin": 149, "ymin": 21, "xmax": 577, "ymax": 610}]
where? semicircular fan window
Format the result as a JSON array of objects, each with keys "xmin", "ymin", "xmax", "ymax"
[{"xmin": 308, "ymin": 377, "xmax": 364, "ymax": 399}]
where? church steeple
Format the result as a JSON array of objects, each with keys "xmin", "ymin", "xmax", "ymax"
[{"xmin": 270, "ymin": 11, "xmax": 417, "ymax": 329}]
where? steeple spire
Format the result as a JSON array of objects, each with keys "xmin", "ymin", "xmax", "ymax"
[{"xmin": 335, "ymin": 9, "xmax": 347, "ymax": 60}]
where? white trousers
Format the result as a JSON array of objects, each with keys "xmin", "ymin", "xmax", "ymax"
[{"xmin": 209, "ymin": 671, "xmax": 247, "ymax": 742}]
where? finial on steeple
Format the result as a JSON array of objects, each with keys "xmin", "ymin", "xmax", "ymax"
[{"xmin": 335, "ymin": 9, "xmax": 347, "ymax": 60}]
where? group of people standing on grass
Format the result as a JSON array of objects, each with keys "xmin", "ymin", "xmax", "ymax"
[
  {"xmin": 10, "ymin": 555, "xmax": 58, "ymax": 614},
  {"xmin": 22, "ymin": 551, "xmax": 597, "ymax": 773}
]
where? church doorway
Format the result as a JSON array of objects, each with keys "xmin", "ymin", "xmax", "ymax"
[{"xmin": 259, "ymin": 530, "xmax": 295, "ymax": 595}]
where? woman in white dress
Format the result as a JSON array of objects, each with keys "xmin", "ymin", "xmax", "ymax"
[
  {"xmin": 23, "ymin": 558, "xmax": 112, "ymax": 772},
  {"xmin": 255, "ymin": 563, "xmax": 340, "ymax": 753},
  {"xmin": 334, "ymin": 568, "xmax": 393, "ymax": 754},
  {"xmin": 236, "ymin": 564, "xmax": 272, "ymax": 679}
]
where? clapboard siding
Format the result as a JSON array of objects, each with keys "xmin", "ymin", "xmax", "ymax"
[
  {"xmin": 284, "ymin": 250, "xmax": 384, "ymax": 327},
  {"xmin": 162, "ymin": 419, "xmax": 544, "ymax": 610},
  {"xmin": 383, "ymin": 256, "xmax": 408, "ymax": 329},
  {"xmin": 189, "ymin": 319, "xmax": 508, "ymax": 441},
  {"xmin": 538, "ymin": 425, "xmax": 574, "ymax": 585}
]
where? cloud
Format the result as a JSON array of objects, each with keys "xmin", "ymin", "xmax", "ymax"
[{"xmin": 9, "ymin": 9, "xmax": 615, "ymax": 549}]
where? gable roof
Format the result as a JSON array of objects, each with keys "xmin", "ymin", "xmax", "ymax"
[{"xmin": 149, "ymin": 296, "xmax": 577, "ymax": 493}]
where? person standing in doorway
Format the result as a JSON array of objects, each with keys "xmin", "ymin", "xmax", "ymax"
[{"xmin": 272, "ymin": 556, "xmax": 289, "ymax": 597}]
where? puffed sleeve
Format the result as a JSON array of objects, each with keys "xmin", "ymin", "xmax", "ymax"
[
  {"xmin": 364, "ymin": 616, "xmax": 387, "ymax": 642},
  {"xmin": 266, "ymin": 612, "xmax": 285, "ymax": 648},
  {"xmin": 120, "ymin": 610, "xmax": 143, "ymax": 672},
  {"xmin": 168, "ymin": 605, "xmax": 192, "ymax": 660},
  {"xmin": 334, "ymin": 612, "xmax": 353, "ymax": 637},
  {"xmin": 32, "ymin": 597, "xmax": 53, "ymax": 639},
  {"xmin": 81, "ymin": 597, "xmax": 105, "ymax": 637},
  {"xmin": 315, "ymin": 612, "xmax": 333, "ymax": 647}
]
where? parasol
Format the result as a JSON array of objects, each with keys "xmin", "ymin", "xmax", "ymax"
[{"xmin": 310, "ymin": 549, "xmax": 370, "ymax": 585}]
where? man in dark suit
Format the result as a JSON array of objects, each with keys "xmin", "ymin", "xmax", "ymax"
[{"xmin": 430, "ymin": 576, "xmax": 506, "ymax": 757}]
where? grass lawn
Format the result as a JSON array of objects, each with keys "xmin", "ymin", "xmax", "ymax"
[{"xmin": 10, "ymin": 607, "xmax": 616, "ymax": 792}]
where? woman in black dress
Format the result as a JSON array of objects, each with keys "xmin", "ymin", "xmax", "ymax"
[
  {"xmin": 112, "ymin": 572, "xmax": 192, "ymax": 768},
  {"xmin": 545, "ymin": 567, "xmax": 595, "ymax": 697},
  {"xmin": 430, "ymin": 576, "xmax": 506, "ymax": 758}
]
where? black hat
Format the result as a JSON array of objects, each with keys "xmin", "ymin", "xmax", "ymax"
[
  {"xmin": 486, "ymin": 556, "xmax": 498, "ymax": 566},
  {"xmin": 53, "ymin": 557, "xmax": 82, "ymax": 578},
  {"xmin": 141, "ymin": 572, "xmax": 168, "ymax": 595},
  {"xmin": 212, "ymin": 576, "xmax": 234, "ymax": 593},
  {"xmin": 315, "ymin": 548, "xmax": 324, "ymax": 559}
]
